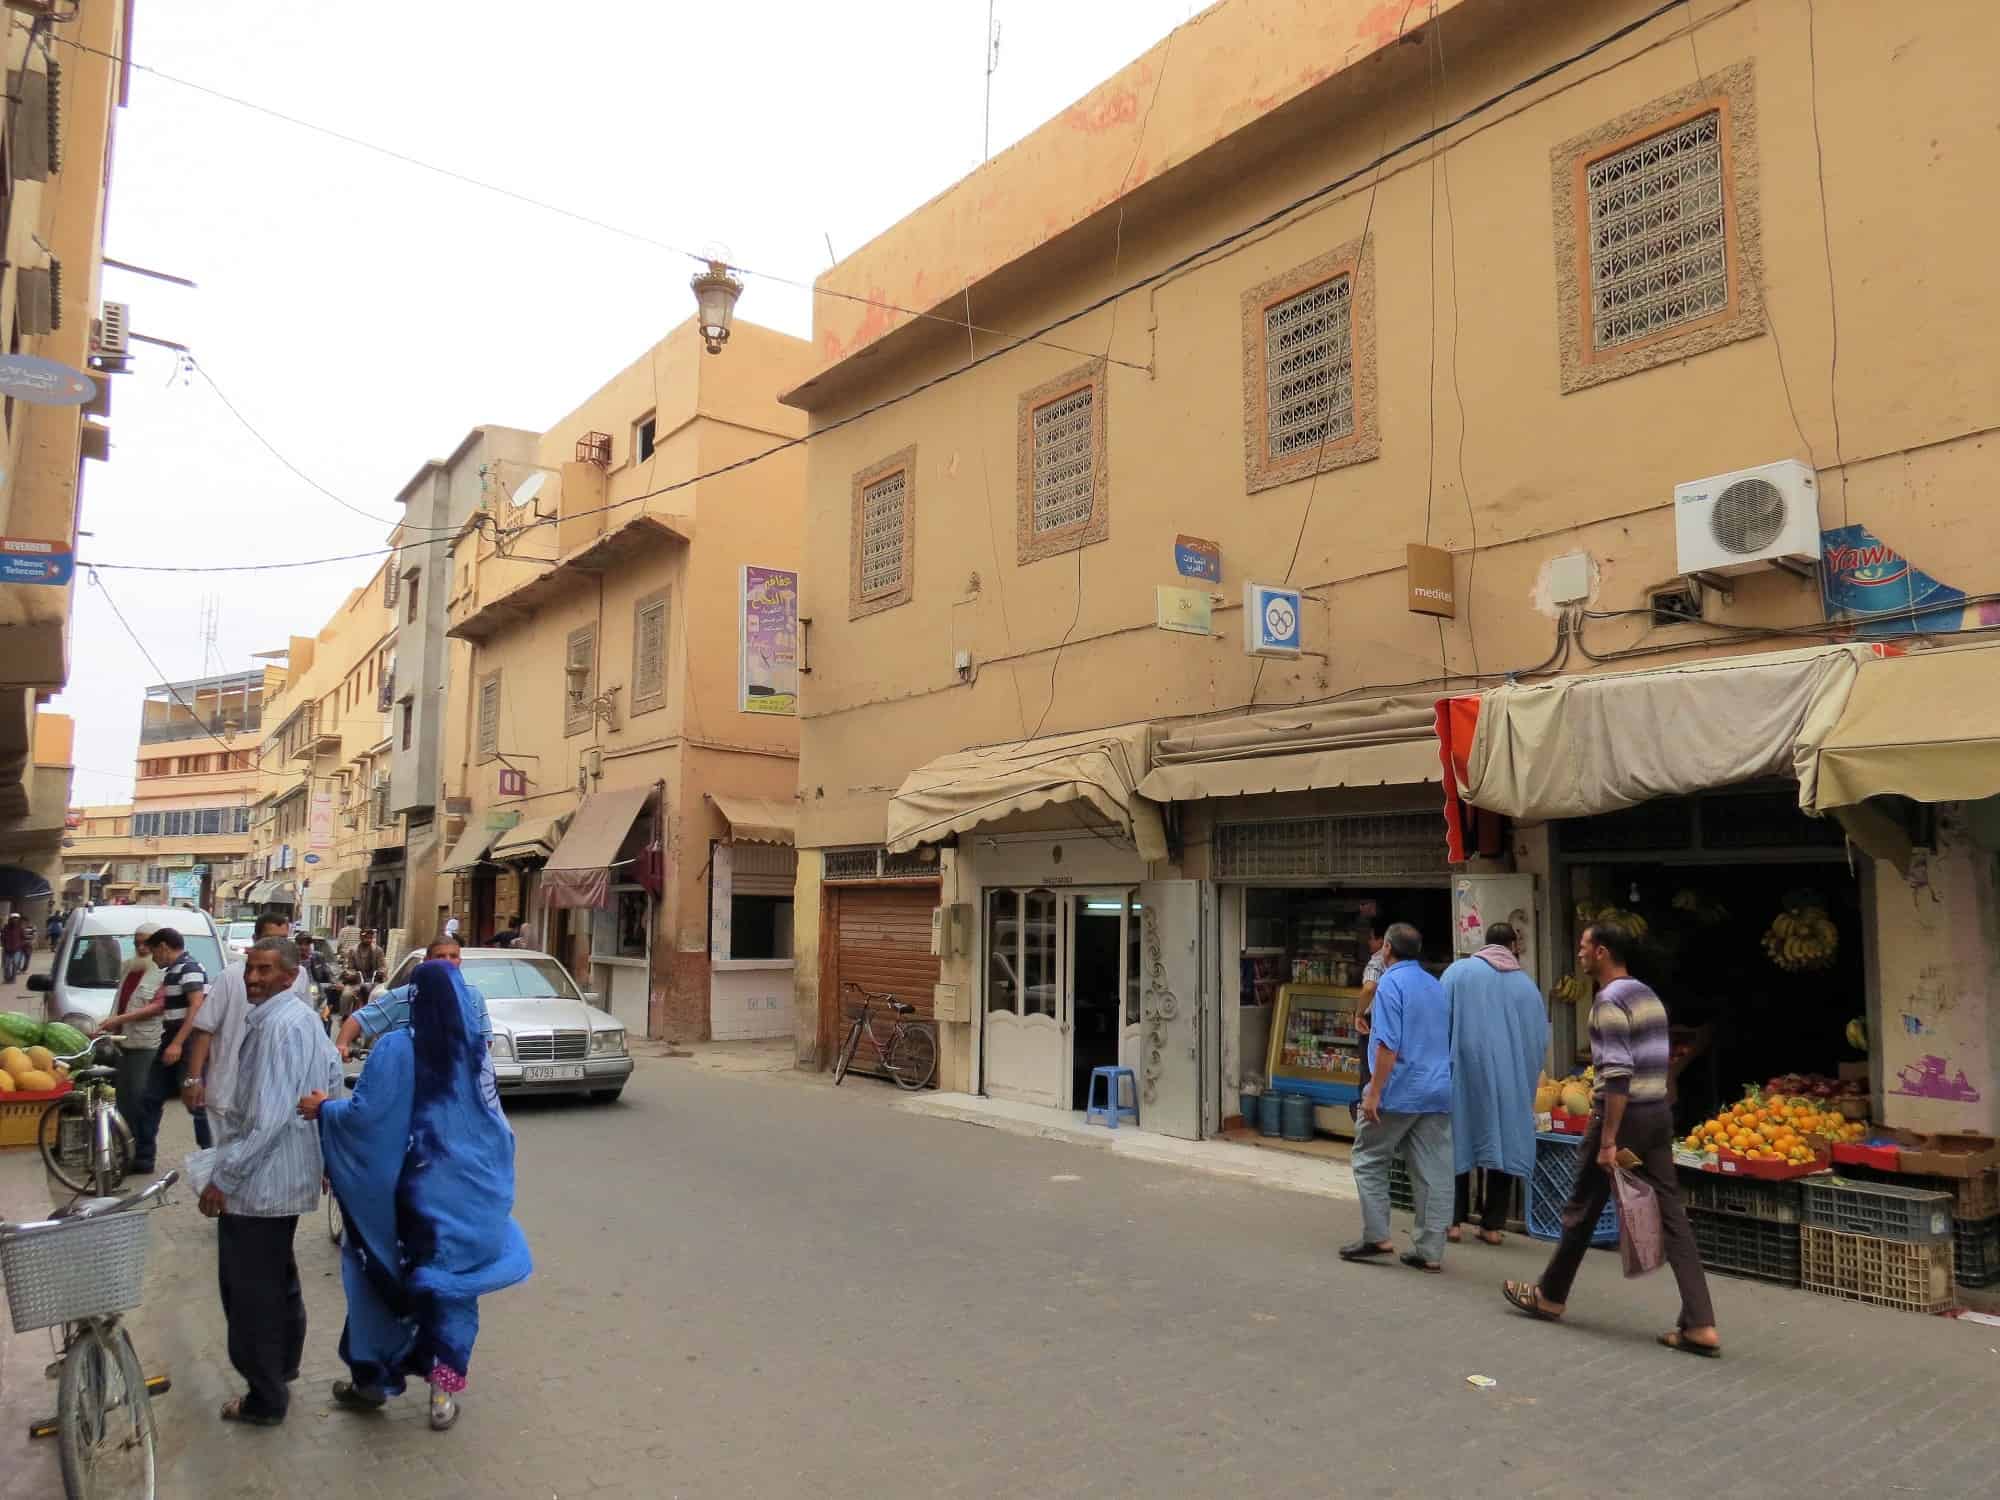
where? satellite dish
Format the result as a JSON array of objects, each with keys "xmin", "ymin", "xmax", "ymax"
[{"xmin": 512, "ymin": 472, "xmax": 547, "ymax": 510}]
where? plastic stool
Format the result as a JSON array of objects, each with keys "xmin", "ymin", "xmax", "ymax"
[{"xmin": 1086, "ymin": 1066, "xmax": 1139, "ymax": 1127}]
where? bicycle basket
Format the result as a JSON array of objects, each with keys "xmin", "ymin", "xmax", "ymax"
[{"xmin": 0, "ymin": 1209, "xmax": 151, "ymax": 1333}]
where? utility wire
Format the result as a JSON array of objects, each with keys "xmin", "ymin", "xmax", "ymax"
[{"xmin": 81, "ymin": 0, "xmax": 1696, "ymax": 580}]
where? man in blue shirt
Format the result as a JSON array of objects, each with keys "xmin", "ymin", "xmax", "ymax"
[
  {"xmin": 1341, "ymin": 923, "xmax": 1454, "ymax": 1272},
  {"xmin": 334, "ymin": 935, "xmax": 492, "ymax": 1062}
]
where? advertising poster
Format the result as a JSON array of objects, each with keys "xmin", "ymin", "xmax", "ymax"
[
  {"xmin": 309, "ymin": 790, "xmax": 335, "ymax": 851},
  {"xmin": 1820, "ymin": 523, "xmax": 2000, "ymax": 637},
  {"xmin": 740, "ymin": 565, "xmax": 799, "ymax": 715}
]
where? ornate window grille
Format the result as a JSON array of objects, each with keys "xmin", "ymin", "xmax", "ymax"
[
  {"xmin": 858, "ymin": 470, "xmax": 906, "ymax": 597},
  {"xmin": 1030, "ymin": 386, "xmax": 1096, "ymax": 533},
  {"xmin": 1264, "ymin": 276, "xmax": 1354, "ymax": 458},
  {"xmin": 1586, "ymin": 111, "xmax": 1727, "ymax": 351},
  {"xmin": 1215, "ymin": 814, "xmax": 1444, "ymax": 880}
]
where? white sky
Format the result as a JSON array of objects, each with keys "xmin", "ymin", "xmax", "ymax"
[{"xmin": 56, "ymin": 0, "xmax": 1199, "ymax": 805}]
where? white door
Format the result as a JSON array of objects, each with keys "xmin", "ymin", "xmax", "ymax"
[
  {"xmin": 984, "ymin": 889, "xmax": 1066, "ymax": 1109},
  {"xmin": 1452, "ymin": 874, "xmax": 1539, "ymax": 984},
  {"xmin": 1137, "ymin": 880, "xmax": 1207, "ymax": 1140},
  {"xmin": 1120, "ymin": 890, "xmax": 1144, "ymax": 1078}
]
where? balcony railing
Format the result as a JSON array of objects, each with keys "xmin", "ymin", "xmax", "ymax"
[{"xmin": 138, "ymin": 712, "xmax": 262, "ymax": 745}]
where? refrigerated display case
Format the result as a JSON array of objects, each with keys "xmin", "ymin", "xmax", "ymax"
[{"xmin": 1265, "ymin": 981, "xmax": 1365, "ymax": 1107}]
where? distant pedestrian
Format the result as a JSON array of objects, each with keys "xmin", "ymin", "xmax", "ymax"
[
  {"xmin": 1503, "ymin": 921, "xmax": 1720, "ymax": 1356},
  {"xmin": 2, "ymin": 914, "xmax": 28, "ymax": 981},
  {"xmin": 490, "ymin": 915, "xmax": 523, "ymax": 949},
  {"xmin": 351, "ymin": 929, "xmax": 384, "ymax": 986},
  {"xmin": 1342, "ymin": 924, "xmax": 1454, "ymax": 1273},
  {"xmin": 198, "ymin": 938, "xmax": 343, "ymax": 1427},
  {"xmin": 46, "ymin": 910, "xmax": 63, "ymax": 950},
  {"xmin": 444, "ymin": 914, "xmax": 461, "ymax": 940},
  {"xmin": 1445, "ymin": 923, "xmax": 1547, "ymax": 1246}
]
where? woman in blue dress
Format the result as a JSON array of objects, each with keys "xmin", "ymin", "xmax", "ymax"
[{"xmin": 305, "ymin": 959, "xmax": 532, "ymax": 1430}]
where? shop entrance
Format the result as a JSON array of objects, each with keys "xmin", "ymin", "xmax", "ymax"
[{"xmin": 984, "ymin": 887, "xmax": 1140, "ymax": 1111}]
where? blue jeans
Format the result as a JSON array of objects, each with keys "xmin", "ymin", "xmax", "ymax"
[
  {"xmin": 132, "ymin": 1050, "xmax": 210, "ymax": 1168},
  {"xmin": 1351, "ymin": 1109, "xmax": 1453, "ymax": 1264}
]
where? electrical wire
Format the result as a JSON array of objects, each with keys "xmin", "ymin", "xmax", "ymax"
[
  {"xmin": 1432, "ymin": 5, "xmax": 1480, "ymax": 679},
  {"xmin": 1803, "ymin": 0, "xmax": 1848, "ymax": 531}
]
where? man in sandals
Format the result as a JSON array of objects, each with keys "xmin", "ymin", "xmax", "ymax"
[
  {"xmin": 1341, "ymin": 923, "xmax": 1454, "ymax": 1273},
  {"xmin": 1502, "ymin": 921, "xmax": 1721, "ymax": 1357}
]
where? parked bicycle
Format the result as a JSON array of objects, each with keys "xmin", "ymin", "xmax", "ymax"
[
  {"xmin": 832, "ymin": 983, "xmax": 938, "ymax": 1090},
  {"xmin": 4, "ymin": 1171, "xmax": 177, "ymax": 1499},
  {"xmin": 37, "ymin": 1040, "xmax": 134, "ymax": 1199}
]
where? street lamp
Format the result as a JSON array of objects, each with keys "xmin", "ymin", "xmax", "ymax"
[{"xmin": 690, "ymin": 259, "xmax": 744, "ymax": 354}]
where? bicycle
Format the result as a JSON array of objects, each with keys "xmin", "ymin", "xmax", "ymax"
[
  {"xmin": 38, "ymin": 1040, "xmax": 135, "ymax": 1199},
  {"xmin": 5, "ymin": 1171, "xmax": 177, "ymax": 1499},
  {"xmin": 831, "ymin": 983, "xmax": 938, "ymax": 1091}
]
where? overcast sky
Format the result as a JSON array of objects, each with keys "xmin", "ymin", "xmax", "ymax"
[{"xmin": 57, "ymin": 0, "xmax": 1199, "ymax": 804}]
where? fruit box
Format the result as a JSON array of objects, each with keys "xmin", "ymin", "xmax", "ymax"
[
  {"xmin": 1890, "ymin": 1131, "xmax": 2000, "ymax": 1180},
  {"xmin": 1707, "ymin": 1141, "xmax": 1832, "ymax": 1182},
  {"xmin": 1548, "ymin": 1108, "xmax": 1590, "ymax": 1135},
  {"xmin": 1833, "ymin": 1140, "xmax": 1902, "ymax": 1172}
]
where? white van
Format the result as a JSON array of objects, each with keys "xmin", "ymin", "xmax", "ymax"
[{"xmin": 29, "ymin": 905, "xmax": 229, "ymax": 1030}]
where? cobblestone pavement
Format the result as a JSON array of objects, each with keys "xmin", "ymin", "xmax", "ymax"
[{"xmin": 2, "ymin": 1046, "xmax": 1998, "ymax": 1499}]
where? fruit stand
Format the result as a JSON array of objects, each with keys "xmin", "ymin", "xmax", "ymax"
[{"xmin": 0, "ymin": 1016, "xmax": 79, "ymax": 1148}]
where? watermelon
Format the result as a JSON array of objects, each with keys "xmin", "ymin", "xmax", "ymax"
[
  {"xmin": 40, "ymin": 1021, "xmax": 89, "ymax": 1059},
  {"xmin": 0, "ymin": 1012, "xmax": 42, "ymax": 1049}
]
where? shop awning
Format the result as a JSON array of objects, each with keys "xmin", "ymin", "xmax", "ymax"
[
  {"xmin": 214, "ymin": 878, "xmax": 242, "ymax": 899},
  {"xmin": 1139, "ymin": 695, "xmax": 1441, "ymax": 801},
  {"xmin": 492, "ymin": 815, "xmax": 568, "ymax": 863},
  {"xmin": 440, "ymin": 824, "xmax": 502, "ymax": 874},
  {"xmin": 244, "ymin": 880, "xmax": 274, "ymax": 902},
  {"xmin": 1807, "ymin": 643, "xmax": 2000, "ymax": 811},
  {"xmin": 320, "ymin": 867, "xmax": 363, "ymax": 903},
  {"xmin": 705, "ymin": 793, "xmax": 797, "ymax": 846},
  {"xmin": 269, "ymin": 881, "xmax": 297, "ymax": 903},
  {"xmin": 543, "ymin": 784, "xmax": 654, "ymax": 909},
  {"xmin": 1450, "ymin": 644, "xmax": 1888, "ymax": 828},
  {"xmin": 886, "ymin": 723, "xmax": 1165, "ymax": 861}
]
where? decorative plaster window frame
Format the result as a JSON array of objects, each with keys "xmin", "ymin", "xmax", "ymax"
[
  {"xmin": 1240, "ymin": 233, "xmax": 1379, "ymax": 496},
  {"xmin": 849, "ymin": 446, "xmax": 916, "ymax": 620},
  {"xmin": 1551, "ymin": 61, "xmax": 1764, "ymax": 394},
  {"xmin": 1015, "ymin": 359, "xmax": 1110, "ymax": 564}
]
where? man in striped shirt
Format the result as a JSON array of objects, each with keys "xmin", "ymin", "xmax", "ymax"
[{"xmin": 198, "ymin": 938, "xmax": 344, "ymax": 1426}]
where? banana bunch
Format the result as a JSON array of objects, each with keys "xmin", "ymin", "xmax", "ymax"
[
  {"xmin": 1671, "ymin": 888, "xmax": 1731, "ymax": 926},
  {"xmin": 1575, "ymin": 902, "xmax": 1649, "ymax": 940},
  {"xmin": 1846, "ymin": 1016, "xmax": 1868, "ymax": 1052},
  {"xmin": 1551, "ymin": 974, "xmax": 1589, "ymax": 1005},
  {"xmin": 1763, "ymin": 905, "xmax": 1838, "ymax": 972}
]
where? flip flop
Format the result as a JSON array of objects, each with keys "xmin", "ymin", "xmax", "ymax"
[
  {"xmin": 1658, "ymin": 1330, "xmax": 1722, "ymax": 1359},
  {"xmin": 219, "ymin": 1396, "xmax": 284, "ymax": 1427},
  {"xmin": 1502, "ymin": 1280, "xmax": 1563, "ymax": 1322},
  {"xmin": 332, "ymin": 1380, "xmax": 387, "ymax": 1411},
  {"xmin": 1338, "ymin": 1240, "xmax": 1395, "ymax": 1262},
  {"xmin": 1400, "ymin": 1252, "xmax": 1443, "ymax": 1274}
]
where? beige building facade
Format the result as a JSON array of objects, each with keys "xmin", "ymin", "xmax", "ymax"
[
  {"xmin": 784, "ymin": 0, "xmax": 2000, "ymax": 1137},
  {"xmin": 440, "ymin": 317, "xmax": 812, "ymax": 1040}
]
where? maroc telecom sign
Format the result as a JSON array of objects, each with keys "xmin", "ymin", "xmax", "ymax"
[{"xmin": 0, "ymin": 354, "xmax": 95, "ymax": 407}]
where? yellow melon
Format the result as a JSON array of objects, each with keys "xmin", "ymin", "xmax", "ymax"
[
  {"xmin": 0, "ymin": 1046, "xmax": 29, "ymax": 1078},
  {"xmin": 1558, "ymin": 1082, "xmax": 1593, "ymax": 1117},
  {"xmin": 24, "ymin": 1045, "xmax": 53, "ymax": 1073},
  {"xmin": 12, "ymin": 1069, "xmax": 55, "ymax": 1093},
  {"xmin": 0, "ymin": 1071, "xmax": 15, "ymax": 1092}
]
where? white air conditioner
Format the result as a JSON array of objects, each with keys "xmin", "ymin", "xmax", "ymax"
[
  {"xmin": 1674, "ymin": 459, "xmax": 1820, "ymax": 577},
  {"xmin": 94, "ymin": 300, "xmax": 130, "ymax": 359}
]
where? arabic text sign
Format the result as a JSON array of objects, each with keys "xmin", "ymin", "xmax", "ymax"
[
  {"xmin": 0, "ymin": 355, "xmax": 96, "ymax": 407},
  {"xmin": 1174, "ymin": 535, "xmax": 1222, "ymax": 583},
  {"xmin": 1155, "ymin": 585, "xmax": 1213, "ymax": 636},
  {"xmin": 0, "ymin": 538, "xmax": 72, "ymax": 586},
  {"xmin": 740, "ymin": 565, "xmax": 799, "ymax": 716}
]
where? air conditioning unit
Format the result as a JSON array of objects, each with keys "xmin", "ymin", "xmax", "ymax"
[
  {"xmin": 92, "ymin": 300, "xmax": 130, "ymax": 366},
  {"xmin": 1673, "ymin": 460, "xmax": 1821, "ymax": 578}
]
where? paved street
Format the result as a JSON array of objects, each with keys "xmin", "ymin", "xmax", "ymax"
[{"xmin": 3, "ymin": 1046, "xmax": 1999, "ymax": 1498}]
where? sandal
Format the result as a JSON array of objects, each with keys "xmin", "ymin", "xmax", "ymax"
[
  {"xmin": 429, "ymin": 1387, "xmax": 459, "ymax": 1431},
  {"xmin": 1478, "ymin": 1230, "xmax": 1506, "ymax": 1247},
  {"xmin": 1658, "ymin": 1330, "xmax": 1722, "ymax": 1359},
  {"xmin": 1400, "ymin": 1252, "xmax": 1443, "ymax": 1274},
  {"xmin": 332, "ymin": 1379, "xmax": 387, "ymax": 1411},
  {"xmin": 1502, "ymin": 1280, "xmax": 1563, "ymax": 1322},
  {"xmin": 1338, "ymin": 1240, "xmax": 1395, "ymax": 1262},
  {"xmin": 219, "ymin": 1396, "xmax": 284, "ymax": 1427},
  {"xmin": 1446, "ymin": 1226, "xmax": 1463, "ymax": 1244}
]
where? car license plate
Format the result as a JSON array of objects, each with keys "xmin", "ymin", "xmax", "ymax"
[{"xmin": 524, "ymin": 1064, "xmax": 585, "ymax": 1083}]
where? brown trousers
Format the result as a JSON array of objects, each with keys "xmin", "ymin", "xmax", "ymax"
[{"xmin": 1538, "ymin": 1100, "xmax": 1716, "ymax": 1329}]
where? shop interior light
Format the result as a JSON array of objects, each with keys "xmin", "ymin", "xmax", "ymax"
[{"xmin": 1085, "ymin": 901, "xmax": 1124, "ymax": 911}]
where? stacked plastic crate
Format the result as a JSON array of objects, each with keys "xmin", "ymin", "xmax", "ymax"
[
  {"xmin": 1679, "ymin": 1171, "xmax": 1803, "ymax": 1286},
  {"xmin": 1798, "ymin": 1177, "xmax": 1956, "ymax": 1314},
  {"xmin": 1840, "ymin": 1166, "xmax": 1999, "ymax": 1292}
]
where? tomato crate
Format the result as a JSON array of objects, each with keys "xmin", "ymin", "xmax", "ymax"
[
  {"xmin": 1678, "ymin": 1168, "xmax": 1803, "ymax": 1224},
  {"xmin": 1799, "ymin": 1176, "xmax": 1953, "ymax": 1244},
  {"xmin": 1953, "ymin": 1216, "xmax": 2000, "ymax": 1290},
  {"xmin": 1800, "ymin": 1224, "xmax": 1954, "ymax": 1314},
  {"xmin": 1688, "ymin": 1207, "xmax": 1801, "ymax": 1286},
  {"xmin": 1527, "ymin": 1132, "xmax": 1619, "ymax": 1248}
]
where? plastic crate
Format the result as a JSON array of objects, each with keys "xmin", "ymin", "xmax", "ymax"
[
  {"xmin": 1388, "ymin": 1156, "xmax": 1414, "ymax": 1214},
  {"xmin": 0, "ymin": 1097, "xmax": 48, "ymax": 1150},
  {"xmin": 1800, "ymin": 1176, "xmax": 1953, "ymax": 1243},
  {"xmin": 1844, "ymin": 1165, "xmax": 1999, "ymax": 1220},
  {"xmin": 1526, "ymin": 1133, "xmax": 1619, "ymax": 1248},
  {"xmin": 1688, "ymin": 1206, "xmax": 1802, "ymax": 1286},
  {"xmin": 1800, "ymin": 1225, "xmax": 1954, "ymax": 1314},
  {"xmin": 1678, "ymin": 1169, "xmax": 1803, "ymax": 1224},
  {"xmin": 1953, "ymin": 1216, "xmax": 2000, "ymax": 1289}
]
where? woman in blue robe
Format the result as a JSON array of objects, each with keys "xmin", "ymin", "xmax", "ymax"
[{"xmin": 309, "ymin": 959, "xmax": 532, "ymax": 1430}]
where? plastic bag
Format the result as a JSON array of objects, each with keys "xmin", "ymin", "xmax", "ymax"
[
  {"xmin": 1614, "ymin": 1168, "xmax": 1665, "ymax": 1278},
  {"xmin": 183, "ymin": 1148, "xmax": 216, "ymax": 1195}
]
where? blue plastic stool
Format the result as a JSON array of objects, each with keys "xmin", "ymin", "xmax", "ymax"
[{"xmin": 1086, "ymin": 1066, "xmax": 1139, "ymax": 1128}]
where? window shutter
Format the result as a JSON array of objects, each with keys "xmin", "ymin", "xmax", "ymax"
[
  {"xmin": 8, "ymin": 71, "xmax": 48, "ymax": 183},
  {"xmin": 1264, "ymin": 276, "xmax": 1354, "ymax": 459},
  {"xmin": 477, "ymin": 674, "xmax": 501, "ymax": 759},
  {"xmin": 564, "ymin": 626, "xmax": 596, "ymax": 735},
  {"xmin": 632, "ymin": 590, "xmax": 669, "ymax": 714},
  {"xmin": 384, "ymin": 559, "xmax": 400, "ymax": 609}
]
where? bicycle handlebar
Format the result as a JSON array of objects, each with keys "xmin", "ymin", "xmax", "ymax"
[
  {"xmin": 50, "ymin": 1036, "xmax": 118, "ymax": 1068},
  {"xmin": 841, "ymin": 982, "xmax": 899, "ymax": 1003},
  {"xmin": 1, "ymin": 1170, "xmax": 180, "ymax": 1235}
]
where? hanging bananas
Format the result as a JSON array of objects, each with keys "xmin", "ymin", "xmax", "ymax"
[
  {"xmin": 1763, "ymin": 905, "xmax": 1839, "ymax": 972},
  {"xmin": 1575, "ymin": 902, "xmax": 1649, "ymax": 940}
]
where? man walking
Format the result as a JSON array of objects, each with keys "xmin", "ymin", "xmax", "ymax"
[
  {"xmin": 184, "ymin": 913, "xmax": 311, "ymax": 1149},
  {"xmin": 198, "ymin": 938, "xmax": 343, "ymax": 1426},
  {"xmin": 1341, "ymin": 924, "xmax": 1454, "ymax": 1273},
  {"xmin": 1446, "ymin": 923, "xmax": 1547, "ymax": 1245},
  {"xmin": 1503, "ymin": 921, "xmax": 1721, "ymax": 1356},
  {"xmin": 134, "ymin": 928, "xmax": 212, "ymax": 1171}
]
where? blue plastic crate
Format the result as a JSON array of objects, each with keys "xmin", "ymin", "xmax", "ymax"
[{"xmin": 1527, "ymin": 1132, "xmax": 1620, "ymax": 1247}]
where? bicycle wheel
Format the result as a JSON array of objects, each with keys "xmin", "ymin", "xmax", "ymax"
[
  {"xmin": 885, "ymin": 1025, "xmax": 938, "ymax": 1091},
  {"xmin": 58, "ymin": 1323, "xmax": 157, "ymax": 1500},
  {"xmin": 831, "ymin": 1020, "xmax": 863, "ymax": 1086},
  {"xmin": 38, "ymin": 1094, "xmax": 97, "ymax": 1196}
]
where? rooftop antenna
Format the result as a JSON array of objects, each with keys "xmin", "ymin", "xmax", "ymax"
[{"xmin": 983, "ymin": 2, "xmax": 1001, "ymax": 161}]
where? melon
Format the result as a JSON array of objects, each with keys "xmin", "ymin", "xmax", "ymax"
[
  {"xmin": 39, "ymin": 1022, "xmax": 90, "ymax": 1059},
  {"xmin": 13, "ymin": 1069, "xmax": 56, "ymax": 1093},
  {"xmin": 1533, "ymin": 1080, "xmax": 1561, "ymax": 1114},
  {"xmin": 0, "ymin": 1012, "xmax": 40, "ymax": 1048},
  {"xmin": 1559, "ymin": 1082, "xmax": 1593, "ymax": 1117},
  {"xmin": 24, "ymin": 1045, "xmax": 53, "ymax": 1073},
  {"xmin": 0, "ymin": 1046, "xmax": 29, "ymax": 1078},
  {"xmin": 0, "ymin": 1071, "xmax": 15, "ymax": 1092}
]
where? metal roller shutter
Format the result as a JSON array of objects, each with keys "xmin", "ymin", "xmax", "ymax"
[{"xmin": 827, "ymin": 883, "xmax": 940, "ymax": 1074}]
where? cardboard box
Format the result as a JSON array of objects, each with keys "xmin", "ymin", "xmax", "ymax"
[
  {"xmin": 1890, "ymin": 1129, "xmax": 2000, "ymax": 1179},
  {"xmin": 1837, "ymin": 1061, "xmax": 1869, "ymax": 1083}
]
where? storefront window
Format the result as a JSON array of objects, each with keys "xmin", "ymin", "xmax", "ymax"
[
  {"xmin": 987, "ymin": 890, "xmax": 1020, "ymax": 1015},
  {"xmin": 729, "ymin": 895, "xmax": 794, "ymax": 959},
  {"xmin": 1022, "ymin": 889, "xmax": 1057, "ymax": 1018},
  {"xmin": 1125, "ymin": 896, "xmax": 1143, "ymax": 1026},
  {"xmin": 591, "ymin": 886, "xmax": 649, "ymax": 960}
]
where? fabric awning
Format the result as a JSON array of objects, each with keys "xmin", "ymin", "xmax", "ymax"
[
  {"xmin": 543, "ymin": 785, "xmax": 653, "ymax": 909},
  {"xmin": 886, "ymin": 723, "xmax": 1165, "ymax": 861},
  {"xmin": 1808, "ymin": 643, "xmax": 2000, "ymax": 811},
  {"xmin": 214, "ymin": 878, "xmax": 241, "ymax": 899},
  {"xmin": 1453, "ymin": 644, "xmax": 1888, "ymax": 827},
  {"xmin": 269, "ymin": 881, "xmax": 297, "ymax": 902},
  {"xmin": 1139, "ymin": 695, "xmax": 1441, "ymax": 801},
  {"xmin": 492, "ymin": 815, "xmax": 567, "ymax": 862},
  {"xmin": 321, "ymin": 867, "xmax": 362, "ymax": 903},
  {"xmin": 244, "ymin": 880, "xmax": 274, "ymax": 902},
  {"xmin": 705, "ymin": 793, "xmax": 797, "ymax": 846},
  {"xmin": 440, "ymin": 824, "xmax": 502, "ymax": 874}
]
